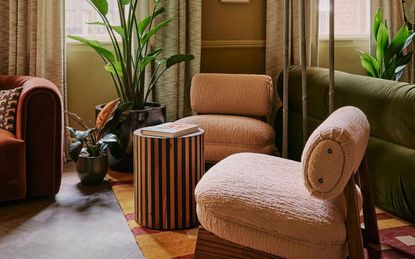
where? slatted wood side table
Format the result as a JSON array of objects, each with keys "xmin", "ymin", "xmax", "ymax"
[{"xmin": 133, "ymin": 129, "xmax": 205, "ymax": 230}]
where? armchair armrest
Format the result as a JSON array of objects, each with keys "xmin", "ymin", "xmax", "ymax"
[{"xmin": 14, "ymin": 77, "xmax": 63, "ymax": 197}]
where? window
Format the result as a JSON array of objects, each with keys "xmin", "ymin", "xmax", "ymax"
[
  {"xmin": 65, "ymin": 0, "xmax": 120, "ymax": 40},
  {"xmin": 319, "ymin": 0, "xmax": 370, "ymax": 39}
]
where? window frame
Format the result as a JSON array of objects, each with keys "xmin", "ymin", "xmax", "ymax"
[
  {"xmin": 65, "ymin": 0, "xmax": 121, "ymax": 43},
  {"xmin": 318, "ymin": 0, "xmax": 371, "ymax": 41}
]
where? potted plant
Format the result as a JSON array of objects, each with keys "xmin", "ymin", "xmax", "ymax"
[
  {"xmin": 67, "ymin": 99, "xmax": 121, "ymax": 185},
  {"xmin": 68, "ymin": 0, "xmax": 194, "ymax": 171},
  {"xmin": 358, "ymin": 8, "xmax": 415, "ymax": 81}
]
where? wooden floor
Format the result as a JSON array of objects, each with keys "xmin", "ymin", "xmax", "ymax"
[{"xmin": 0, "ymin": 163, "xmax": 143, "ymax": 259}]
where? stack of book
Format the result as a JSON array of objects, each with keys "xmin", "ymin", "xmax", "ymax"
[{"xmin": 140, "ymin": 122, "xmax": 199, "ymax": 138}]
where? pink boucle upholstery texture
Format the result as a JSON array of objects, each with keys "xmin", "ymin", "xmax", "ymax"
[
  {"xmin": 176, "ymin": 114, "xmax": 275, "ymax": 162},
  {"xmin": 177, "ymin": 73, "xmax": 276, "ymax": 162},
  {"xmin": 302, "ymin": 106, "xmax": 370, "ymax": 200},
  {"xmin": 190, "ymin": 73, "xmax": 273, "ymax": 117},
  {"xmin": 195, "ymin": 153, "xmax": 362, "ymax": 258}
]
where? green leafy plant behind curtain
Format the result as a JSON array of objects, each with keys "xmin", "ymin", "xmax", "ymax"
[{"xmin": 358, "ymin": 9, "xmax": 415, "ymax": 81}]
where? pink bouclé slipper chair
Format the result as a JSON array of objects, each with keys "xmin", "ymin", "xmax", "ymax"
[
  {"xmin": 176, "ymin": 73, "xmax": 276, "ymax": 163},
  {"xmin": 194, "ymin": 106, "xmax": 379, "ymax": 259}
]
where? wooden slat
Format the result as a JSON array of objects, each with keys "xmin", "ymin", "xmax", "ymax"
[
  {"xmin": 344, "ymin": 177, "xmax": 365, "ymax": 259},
  {"xmin": 282, "ymin": 0, "xmax": 290, "ymax": 158},
  {"xmin": 300, "ymin": 0, "xmax": 308, "ymax": 146},
  {"xmin": 358, "ymin": 157, "xmax": 380, "ymax": 244},
  {"xmin": 194, "ymin": 227, "xmax": 280, "ymax": 259},
  {"xmin": 329, "ymin": 0, "xmax": 335, "ymax": 114}
]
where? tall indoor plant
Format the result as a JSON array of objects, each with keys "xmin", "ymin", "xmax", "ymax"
[
  {"xmin": 68, "ymin": 0, "xmax": 194, "ymax": 171},
  {"xmin": 358, "ymin": 8, "xmax": 415, "ymax": 81}
]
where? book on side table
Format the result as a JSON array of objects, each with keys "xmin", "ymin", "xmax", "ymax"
[{"xmin": 140, "ymin": 122, "xmax": 199, "ymax": 138}]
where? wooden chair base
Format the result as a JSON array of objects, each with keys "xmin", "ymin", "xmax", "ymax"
[{"xmin": 194, "ymin": 227, "xmax": 280, "ymax": 259}]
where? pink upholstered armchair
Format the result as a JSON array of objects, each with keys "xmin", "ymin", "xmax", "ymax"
[
  {"xmin": 0, "ymin": 76, "xmax": 63, "ymax": 201},
  {"xmin": 177, "ymin": 73, "xmax": 276, "ymax": 163}
]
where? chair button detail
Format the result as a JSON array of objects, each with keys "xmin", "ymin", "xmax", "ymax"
[
  {"xmin": 319, "ymin": 178, "xmax": 324, "ymax": 183},
  {"xmin": 327, "ymin": 148, "xmax": 333, "ymax": 154}
]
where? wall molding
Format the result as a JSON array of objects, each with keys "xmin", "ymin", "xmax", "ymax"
[{"xmin": 202, "ymin": 40, "xmax": 265, "ymax": 49}]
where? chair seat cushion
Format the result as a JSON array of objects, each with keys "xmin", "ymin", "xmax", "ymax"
[
  {"xmin": 0, "ymin": 128, "xmax": 25, "ymax": 201},
  {"xmin": 0, "ymin": 128, "xmax": 16, "ymax": 139},
  {"xmin": 195, "ymin": 153, "xmax": 361, "ymax": 258},
  {"xmin": 176, "ymin": 115, "xmax": 275, "ymax": 162}
]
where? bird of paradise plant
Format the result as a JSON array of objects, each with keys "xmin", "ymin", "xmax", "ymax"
[{"xmin": 68, "ymin": 0, "xmax": 194, "ymax": 110}]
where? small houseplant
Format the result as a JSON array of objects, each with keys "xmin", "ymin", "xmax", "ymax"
[
  {"xmin": 358, "ymin": 8, "xmax": 415, "ymax": 81},
  {"xmin": 67, "ymin": 99, "xmax": 121, "ymax": 185},
  {"xmin": 68, "ymin": 0, "xmax": 194, "ymax": 171}
]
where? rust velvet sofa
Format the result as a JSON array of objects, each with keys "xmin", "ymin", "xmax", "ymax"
[{"xmin": 0, "ymin": 76, "xmax": 63, "ymax": 201}]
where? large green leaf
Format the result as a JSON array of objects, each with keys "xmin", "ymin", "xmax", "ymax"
[
  {"xmin": 381, "ymin": 58, "xmax": 397, "ymax": 80},
  {"xmin": 120, "ymin": 0, "xmax": 130, "ymax": 5},
  {"xmin": 358, "ymin": 50, "xmax": 379, "ymax": 77},
  {"xmin": 68, "ymin": 35, "xmax": 115, "ymax": 62},
  {"xmin": 98, "ymin": 133, "xmax": 120, "ymax": 145},
  {"xmin": 138, "ymin": 16, "xmax": 152, "ymax": 35},
  {"xmin": 376, "ymin": 23, "xmax": 389, "ymax": 64},
  {"xmin": 154, "ymin": 7, "xmax": 166, "ymax": 16},
  {"xmin": 89, "ymin": 0, "xmax": 108, "ymax": 16},
  {"xmin": 402, "ymin": 32, "xmax": 415, "ymax": 50},
  {"xmin": 396, "ymin": 51, "xmax": 413, "ymax": 66},
  {"xmin": 384, "ymin": 25, "xmax": 410, "ymax": 63},
  {"xmin": 137, "ymin": 7, "xmax": 166, "ymax": 35},
  {"xmin": 140, "ymin": 48, "xmax": 164, "ymax": 70},
  {"xmin": 86, "ymin": 21, "xmax": 125, "ymax": 38},
  {"xmin": 166, "ymin": 54, "xmax": 194, "ymax": 68},
  {"xmin": 67, "ymin": 127, "xmax": 77, "ymax": 138},
  {"xmin": 74, "ymin": 128, "xmax": 95, "ymax": 142},
  {"xmin": 105, "ymin": 62, "xmax": 124, "ymax": 77},
  {"xmin": 140, "ymin": 19, "xmax": 172, "ymax": 45},
  {"xmin": 395, "ymin": 64, "xmax": 406, "ymax": 74},
  {"xmin": 69, "ymin": 141, "xmax": 83, "ymax": 162},
  {"xmin": 373, "ymin": 9, "xmax": 382, "ymax": 39}
]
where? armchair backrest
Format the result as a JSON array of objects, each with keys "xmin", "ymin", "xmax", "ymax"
[
  {"xmin": 190, "ymin": 73, "xmax": 273, "ymax": 117},
  {"xmin": 301, "ymin": 106, "xmax": 370, "ymax": 200}
]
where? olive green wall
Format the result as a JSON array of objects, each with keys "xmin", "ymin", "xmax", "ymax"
[
  {"xmin": 67, "ymin": 43, "xmax": 118, "ymax": 126},
  {"xmin": 201, "ymin": 0, "xmax": 266, "ymax": 74},
  {"xmin": 66, "ymin": 1, "xmax": 368, "ymax": 125},
  {"xmin": 319, "ymin": 39, "xmax": 368, "ymax": 76}
]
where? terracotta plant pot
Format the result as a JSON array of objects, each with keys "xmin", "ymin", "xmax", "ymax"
[
  {"xmin": 76, "ymin": 155, "xmax": 108, "ymax": 185},
  {"xmin": 95, "ymin": 102, "xmax": 166, "ymax": 172}
]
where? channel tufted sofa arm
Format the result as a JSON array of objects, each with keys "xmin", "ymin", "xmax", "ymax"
[{"xmin": 0, "ymin": 76, "xmax": 63, "ymax": 200}]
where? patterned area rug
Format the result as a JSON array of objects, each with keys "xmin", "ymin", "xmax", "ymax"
[
  {"xmin": 108, "ymin": 171, "xmax": 415, "ymax": 259},
  {"xmin": 108, "ymin": 171, "xmax": 197, "ymax": 259}
]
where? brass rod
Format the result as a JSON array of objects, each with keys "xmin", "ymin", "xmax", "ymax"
[
  {"xmin": 282, "ymin": 0, "xmax": 290, "ymax": 158},
  {"xmin": 300, "ymin": 0, "xmax": 308, "ymax": 146},
  {"xmin": 329, "ymin": 0, "xmax": 335, "ymax": 114}
]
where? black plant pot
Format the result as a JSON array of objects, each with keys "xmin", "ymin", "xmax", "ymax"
[
  {"xmin": 95, "ymin": 102, "xmax": 166, "ymax": 172},
  {"xmin": 76, "ymin": 155, "xmax": 108, "ymax": 185}
]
